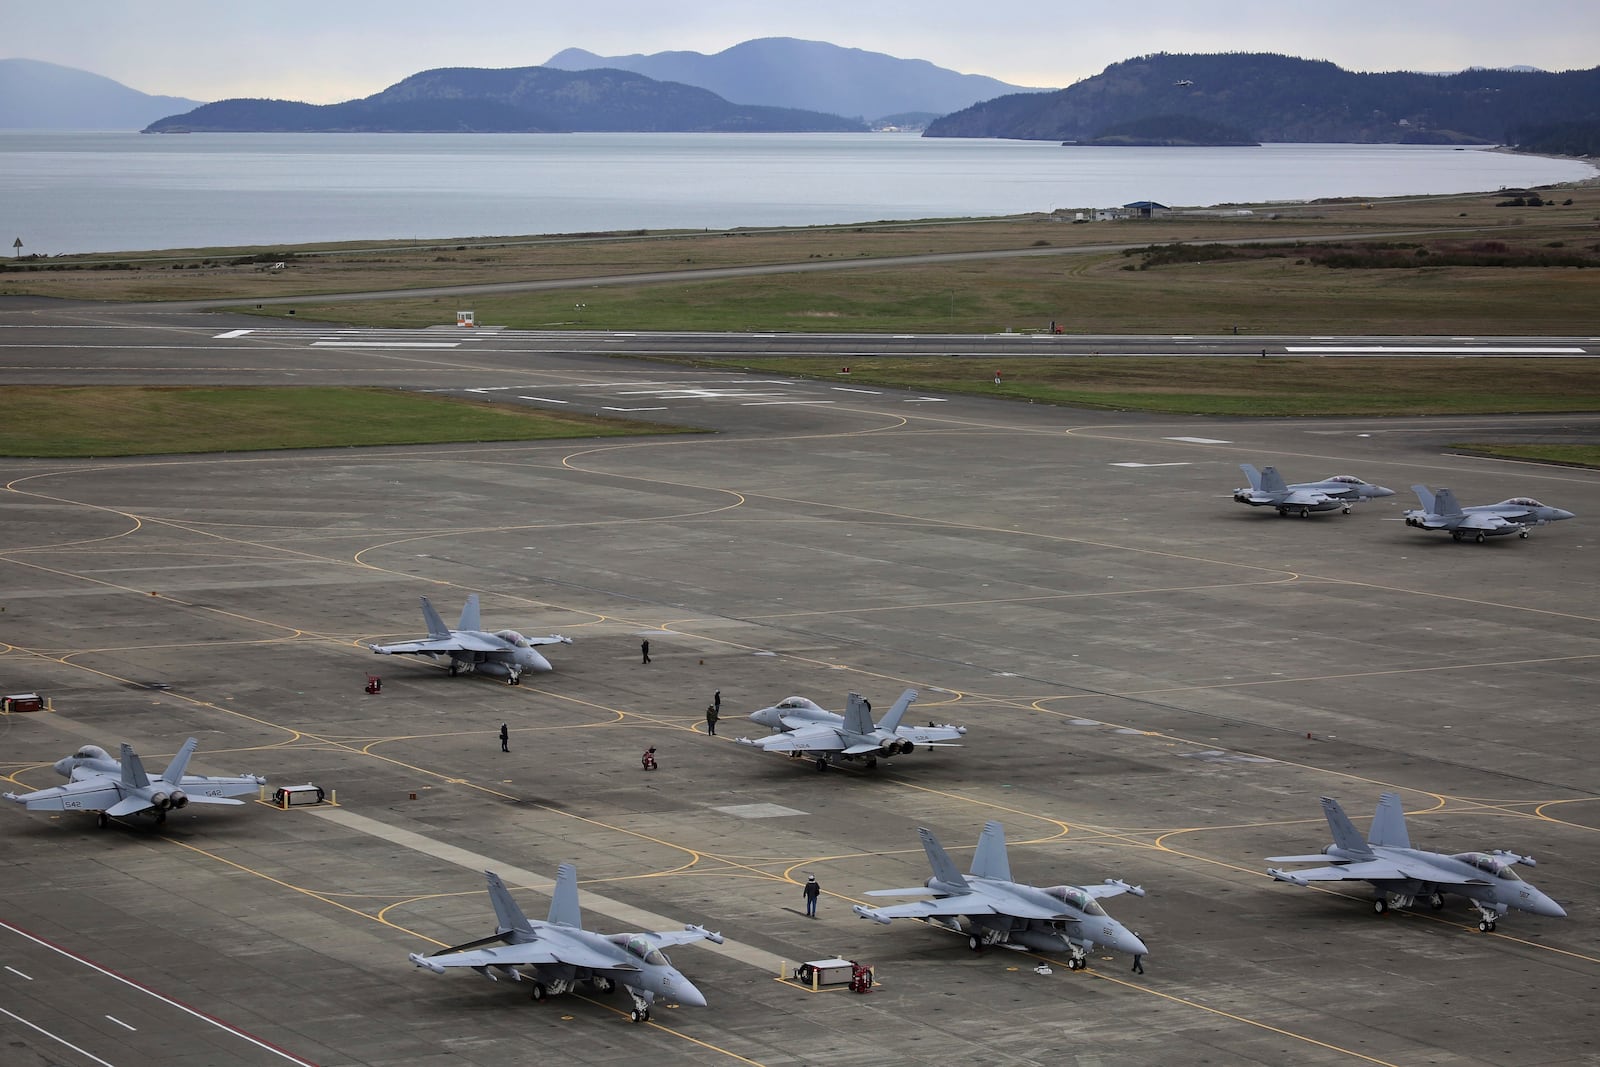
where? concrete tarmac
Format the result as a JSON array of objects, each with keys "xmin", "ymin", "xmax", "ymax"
[{"xmin": 2, "ymin": 309, "xmax": 1598, "ymax": 1066}]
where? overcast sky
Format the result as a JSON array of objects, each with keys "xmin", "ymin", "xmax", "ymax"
[{"xmin": 8, "ymin": 0, "xmax": 1597, "ymax": 103}]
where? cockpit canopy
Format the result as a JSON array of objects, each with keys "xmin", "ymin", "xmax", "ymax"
[
  {"xmin": 775, "ymin": 697, "xmax": 823, "ymax": 711},
  {"xmin": 494, "ymin": 629, "xmax": 531, "ymax": 648},
  {"xmin": 1326, "ymin": 475, "xmax": 1366, "ymax": 485},
  {"xmin": 1503, "ymin": 498, "xmax": 1544, "ymax": 508},
  {"xmin": 624, "ymin": 934, "xmax": 667, "ymax": 965},
  {"xmin": 72, "ymin": 746, "xmax": 111, "ymax": 761},
  {"xmin": 1043, "ymin": 885, "xmax": 1105, "ymax": 915},
  {"xmin": 1454, "ymin": 852, "xmax": 1523, "ymax": 880}
]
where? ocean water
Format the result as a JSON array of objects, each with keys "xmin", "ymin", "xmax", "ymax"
[{"xmin": 2, "ymin": 131, "xmax": 1594, "ymax": 256}]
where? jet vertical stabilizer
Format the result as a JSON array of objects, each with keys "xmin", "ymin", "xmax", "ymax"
[
  {"xmin": 1259, "ymin": 466, "xmax": 1289, "ymax": 495},
  {"xmin": 842, "ymin": 693, "xmax": 875, "ymax": 736},
  {"xmin": 876, "ymin": 689, "xmax": 917, "ymax": 734},
  {"xmin": 458, "ymin": 594, "xmax": 482, "ymax": 632},
  {"xmin": 120, "ymin": 744, "xmax": 152, "ymax": 790},
  {"xmin": 162, "ymin": 737, "xmax": 200, "ymax": 783},
  {"xmin": 918, "ymin": 826, "xmax": 973, "ymax": 892},
  {"xmin": 1368, "ymin": 792, "xmax": 1412, "ymax": 849},
  {"xmin": 1409, "ymin": 485, "xmax": 1436, "ymax": 514},
  {"xmin": 485, "ymin": 871, "xmax": 537, "ymax": 937},
  {"xmin": 1432, "ymin": 487, "xmax": 1465, "ymax": 519},
  {"xmin": 1239, "ymin": 463, "xmax": 1263, "ymax": 490},
  {"xmin": 968, "ymin": 820, "xmax": 1013, "ymax": 882},
  {"xmin": 547, "ymin": 863, "xmax": 584, "ymax": 929},
  {"xmin": 1320, "ymin": 796, "xmax": 1377, "ymax": 858},
  {"xmin": 420, "ymin": 596, "xmax": 451, "ymax": 639}
]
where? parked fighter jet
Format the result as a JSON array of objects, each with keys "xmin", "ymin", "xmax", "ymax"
[
  {"xmin": 408, "ymin": 866, "xmax": 722, "ymax": 1023},
  {"xmin": 738, "ymin": 689, "xmax": 963, "ymax": 771},
  {"xmin": 1404, "ymin": 485, "xmax": 1575, "ymax": 543},
  {"xmin": 370, "ymin": 594, "xmax": 571, "ymax": 683},
  {"xmin": 1267, "ymin": 793, "xmax": 1566, "ymax": 931},
  {"xmin": 853, "ymin": 821, "xmax": 1148, "ymax": 970},
  {"xmin": 1233, "ymin": 463, "xmax": 1395, "ymax": 518},
  {"xmin": 3, "ymin": 738, "xmax": 265, "ymax": 828}
]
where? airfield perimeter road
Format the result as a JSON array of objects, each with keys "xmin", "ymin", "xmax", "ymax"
[{"xmin": 2, "ymin": 303, "xmax": 1599, "ymax": 1067}]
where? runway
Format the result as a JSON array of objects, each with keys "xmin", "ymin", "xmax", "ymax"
[{"xmin": 2, "ymin": 307, "xmax": 1597, "ymax": 1066}]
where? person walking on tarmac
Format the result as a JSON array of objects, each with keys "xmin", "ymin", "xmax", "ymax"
[
  {"xmin": 706, "ymin": 703, "xmax": 720, "ymax": 735},
  {"xmin": 641, "ymin": 639, "xmax": 651, "ymax": 664},
  {"xmin": 499, "ymin": 723, "xmax": 509, "ymax": 753},
  {"xmin": 803, "ymin": 875, "xmax": 821, "ymax": 918}
]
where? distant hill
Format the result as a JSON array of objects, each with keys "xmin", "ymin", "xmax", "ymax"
[
  {"xmin": 143, "ymin": 66, "xmax": 867, "ymax": 133},
  {"xmin": 0, "ymin": 58, "xmax": 203, "ymax": 130},
  {"xmin": 925, "ymin": 53, "xmax": 1600, "ymax": 147},
  {"xmin": 544, "ymin": 37, "xmax": 1053, "ymax": 122}
]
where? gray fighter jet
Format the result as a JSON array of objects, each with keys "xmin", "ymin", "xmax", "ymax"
[
  {"xmin": 1404, "ymin": 485, "xmax": 1575, "ymax": 542},
  {"xmin": 853, "ymin": 820, "xmax": 1148, "ymax": 970},
  {"xmin": 409, "ymin": 866, "xmax": 722, "ymax": 1023},
  {"xmin": 738, "ymin": 689, "xmax": 964, "ymax": 771},
  {"xmin": 1233, "ymin": 463, "xmax": 1395, "ymax": 518},
  {"xmin": 4, "ymin": 738, "xmax": 265, "ymax": 828},
  {"xmin": 370, "ymin": 594, "xmax": 571, "ymax": 683},
  {"xmin": 1267, "ymin": 793, "xmax": 1566, "ymax": 931}
]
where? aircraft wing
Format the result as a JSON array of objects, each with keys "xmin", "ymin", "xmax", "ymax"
[
  {"xmin": 639, "ymin": 924, "xmax": 724, "ymax": 949},
  {"xmin": 894, "ymin": 724, "xmax": 965, "ymax": 745},
  {"xmin": 417, "ymin": 942, "xmax": 565, "ymax": 970},
  {"xmin": 1284, "ymin": 489, "xmax": 1334, "ymax": 506},
  {"xmin": 106, "ymin": 794, "xmax": 155, "ymax": 817},
  {"xmin": 4, "ymin": 781, "xmax": 123, "ymax": 812},
  {"xmin": 855, "ymin": 891, "xmax": 1004, "ymax": 921},
  {"xmin": 1085, "ymin": 879, "xmax": 1144, "ymax": 900},
  {"xmin": 178, "ymin": 796, "xmax": 246, "ymax": 806},
  {"xmin": 1267, "ymin": 859, "xmax": 1411, "ymax": 883},
  {"xmin": 372, "ymin": 633, "xmax": 503, "ymax": 655},
  {"xmin": 522, "ymin": 634, "xmax": 573, "ymax": 647},
  {"xmin": 738, "ymin": 726, "xmax": 842, "ymax": 753},
  {"xmin": 1457, "ymin": 513, "xmax": 1516, "ymax": 532}
]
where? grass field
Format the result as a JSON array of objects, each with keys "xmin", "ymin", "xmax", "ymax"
[{"xmin": 0, "ymin": 387, "xmax": 691, "ymax": 458}]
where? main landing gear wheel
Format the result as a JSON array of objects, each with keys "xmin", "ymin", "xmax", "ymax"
[
  {"xmin": 1452, "ymin": 530, "xmax": 1463, "ymax": 542},
  {"xmin": 1519, "ymin": 528, "xmax": 1530, "ymax": 539},
  {"xmin": 1342, "ymin": 506, "xmax": 1352, "ymax": 515},
  {"xmin": 96, "ymin": 812, "xmax": 109, "ymax": 829},
  {"xmin": 529, "ymin": 982, "xmax": 548, "ymax": 1002},
  {"xmin": 1277, "ymin": 507, "xmax": 1288, "ymax": 517},
  {"xmin": 1475, "ymin": 532, "xmax": 1487, "ymax": 544},
  {"xmin": 865, "ymin": 757, "xmax": 878, "ymax": 770},
  {"xmin": 814, "ymin": 758, "xmax": 828, "ymax": 772},
  {"xmin": 1300, "ymin": 508, "xmax": 1312, "ymax": 519},
  {"xmin": 1068, "ymin": 957, "xmax": 1087, "ymax": 971},
  {"xmin": 1373, "ymin": 899, "xmax": 1388, "ymax": 914},
  {"xmin": 1478, "ymin": 919, "xmax": 1497, "ymax": 932},
  {"xmin": 968, "ymin": 936, "xmax": 982, "ymax": 952},
  {"xmin": 630, "ymin": 1008, "xmax": 651, "ymax": 1023}
]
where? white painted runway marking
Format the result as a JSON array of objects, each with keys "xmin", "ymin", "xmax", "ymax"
[
  {"xmin": 1164, "ymin": 436, "xmax": 1231, "ymax": 445},
  {"xmin": 601, "ymin": 406, "xmax": 669, "ymax": 412},
  {"xmin": 1285, "ymin": 346, "xmax": 1587, "ymax": 355},
  {"xmin": 212, "ymin": 329, "xmax": 252, "ymax": 339},
  {"xmin": 310, "ymin": 341, "xmax": 461, "ymax": 349},
  {"xmin": 312, "ymin": 809, "xmax": 777, "ymax": 973},
  {"xmin": 741, "ymin": 400, "xmax": 835, "ymax": 406},
  {"xmin": 906, "ymin": 397, "xmax": 948, "ymax": 403},
  {"xmin": 1111, "ymin": 462, "xmax": 1191, "ymax": 468},
  {"xmin": 106, "ymin": 1015, "xmax": 137, "ymax": 1031},
  {"xmin": 5, "ymin": 965, "xmax": 32, "ymax": 979},
  {"xmin": 831, "ymin": 386, "xmax": 882, "ymax": 395},
  {"xmin": 0, "ymin": 1006, "xmax": 116, "ymax": 1067},
  {"xmin": 1, "ymin": 919, "xmax": 316, "ymax": 1064},
  {"xmin": 519, "ymin": 396, "xmax": 570, "ymax": 404}
]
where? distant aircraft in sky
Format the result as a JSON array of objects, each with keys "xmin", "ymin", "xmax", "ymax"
[
  {"xmin": 409, "ymin": 866, "xmax": 723, "ymax": 1023},
  {"xmin": 738, "ymin": 689, "xmax": 965, "ymax": 771},
  {"xmin": 4, "ymin": 738, "xmax": 265, "ymax": 828},
  {"xmin": 853, "ymin": 820, "xmax": 1148, "ymax": 970},
  {"xmin": 1403, "ymin": 485, "xmax": 1575, "ymax": 542},
  {"xmin": 370, "ymin": 594, "xmax": 571, "ymax": 683},
  {"xmin": 1267, "ymin": 793, "xmax": 1566, "ymax": 931},
  {"xmin": 1233, "ymin": 464, "xmax": 1394, "ymax": 518}
]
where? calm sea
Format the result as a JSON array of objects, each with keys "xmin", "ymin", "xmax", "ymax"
[{"xmin": 3, "ymin": 131, "xmax": 1594, "ymax": 256}]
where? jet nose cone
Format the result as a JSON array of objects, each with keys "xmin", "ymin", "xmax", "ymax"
[
  {"xmin": 52, "ymin": 757, "xmax": 75, "ymax": 776},
  {"xmin": 749, "ymin": 709, "xmax": 778, "ymax": 727},
  {"xmin": 1533, "ymin": 893, "xmax": 1567, "ymax": 918},
  {"xmin": 1553, "ymin": 508, "xmax": 1576, "ymax": 522},
  {"xmin": 1111, "ymin": 925, "xmax": 1148, "ymax": 957},
  {"xmin": 1371, "ymin": 485, "xmax": 1396, "ymax": 497},
  {"xmin": 672, "ymin": 975, "xmax": 707, "ymax": 1007},
  {"xmin": 528, "ymin": 650, "xmax": 553, "ymax": 672}
]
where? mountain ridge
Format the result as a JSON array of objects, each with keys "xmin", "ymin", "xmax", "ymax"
[{"xmin": 0, "ymin": 58, "xmax": 203, "ymax": 129}]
